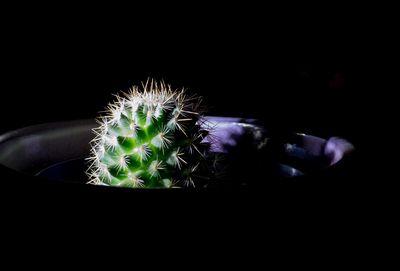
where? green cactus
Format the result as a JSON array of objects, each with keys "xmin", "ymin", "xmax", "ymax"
[{"xmin": 87, "ymin": 80, "xmax": 213, "ymax": 188}]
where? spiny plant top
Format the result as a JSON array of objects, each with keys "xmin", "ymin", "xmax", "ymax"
[{"xmin": 87, "ymin": 81, "xmax": 213, "ymax": 188}]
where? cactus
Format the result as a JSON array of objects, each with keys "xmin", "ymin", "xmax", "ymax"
[{"xmin": 87, "ymin": 80, "xmax": 215, "ymax": 188}]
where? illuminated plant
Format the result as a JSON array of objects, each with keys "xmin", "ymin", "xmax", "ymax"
[{"xmin": 87, "ymin": 80, "xmax": 215, "ymax": 188}]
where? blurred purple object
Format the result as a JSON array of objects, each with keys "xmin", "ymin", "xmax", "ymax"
[
  {"xmin": 324, "ymin": 137, "xmax": 354, "ymax": 166},
  {"xmin": 203, "ymin": 116, "xmax": 264, "ymax": 153}
]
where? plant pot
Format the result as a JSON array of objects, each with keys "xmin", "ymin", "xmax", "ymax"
[{"xmin": 0, "ymin": 117, "xmax": 355, "ymax": 189}]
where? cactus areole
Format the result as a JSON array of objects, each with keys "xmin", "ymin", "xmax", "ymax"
[{"xmin": 87, "ymin": 81, "xmax": 216, "ymax": 188}]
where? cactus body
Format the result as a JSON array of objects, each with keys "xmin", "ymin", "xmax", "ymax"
[{"xmin": 87, "ymin": 81, "xmax": 212, "ymax": 188}]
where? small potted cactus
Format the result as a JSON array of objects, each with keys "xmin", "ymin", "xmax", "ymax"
[{"xmin": 87, "ymin": 80, "xmax": 218, "ymax": 188}]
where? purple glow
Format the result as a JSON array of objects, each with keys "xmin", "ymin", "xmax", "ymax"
[{"xmin": 324, "ymin": 137, "xmax": 354, "ymax": 165}]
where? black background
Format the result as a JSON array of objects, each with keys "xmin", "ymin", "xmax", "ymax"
[
  {"xmin": 1, "ymin": 6, "xmax": 390, "ymax": 260},
  {"xmin": 0, "ymin": 5, "xmax": 372, "ymax": 212}
]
